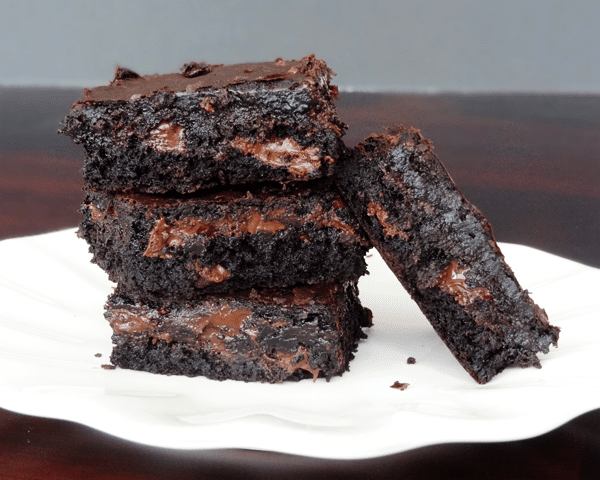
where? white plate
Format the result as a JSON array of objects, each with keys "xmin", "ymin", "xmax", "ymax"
[{"xmin": 0, "ymin": 229, "xmax": 599, "ymax": 459}]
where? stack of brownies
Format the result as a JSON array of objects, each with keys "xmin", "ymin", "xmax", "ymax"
[
  {"xmin": 62, "ymin": 55, "xmax": 560, "ymax": 385},
  {"xmin": 60, "ymin": 55, "xmax": 373, "ymax": 383}
]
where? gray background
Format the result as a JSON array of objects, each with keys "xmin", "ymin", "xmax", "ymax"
[{"xmin": 1, "ymin": 0, "xmax": 598, "ymax": 92}]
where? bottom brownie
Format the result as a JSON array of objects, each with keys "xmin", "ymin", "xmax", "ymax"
[{"xmin": 105, "ymin": 281, "xmax": 372, "ymax": 383}]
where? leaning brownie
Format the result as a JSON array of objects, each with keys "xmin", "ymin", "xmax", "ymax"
[
  {"xmin": 59, "ymin": 55, "xmax": 345, "ymax": 194},
  {"xmin": 335, "ymin": 125, "xmax": 559, "ymax": 384},
  {"xmin": 105, "ymin": 281, "xmax": 372, "ymax": 382},
  {"xmin": 79, "ymin": 181, "xmax": 369, "ymax": 302}
]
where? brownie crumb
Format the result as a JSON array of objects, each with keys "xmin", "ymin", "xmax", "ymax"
[
  {"xmin": 112, "ymin": 67, "xmax": 140, "ymax": 82},
  {"xmin": 407, "ymin": 357, "xmax": 416, "ymax": 364},
  {"xmin": 391, "ymin": 381, "xmax": 409, "ymax": 390},
  {"xmin": 95, "ymin": 353, "xmax": 102, "ymax": 358},
  {"xmin": 101, "ymin": 364, "xmax": 116, "ymax": 370},
  {"xmin": 181, "ymin": 61, "xmax": 212, "ymax": 78}
]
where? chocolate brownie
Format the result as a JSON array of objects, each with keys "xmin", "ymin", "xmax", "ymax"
[
  {"xmin": 79, "ymin": 181, "xmax": 370, "ymax": 302},
  {"xmin": 335, "ymin": 125, "xmax": 559, "ymax": 384},
  {"xmin": 105, "ymin": 281, "xmax": 373, "ymax": 382},
  {"xmin": 59, "ymin": 55, "xmax": 345, "ymax": 194}
]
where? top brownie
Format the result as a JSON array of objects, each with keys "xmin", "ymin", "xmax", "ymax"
[{"xmin": 59, "ymin": 55, "xmax": 346, "ymax": 194}]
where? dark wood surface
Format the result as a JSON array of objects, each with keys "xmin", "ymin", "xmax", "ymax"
[{"xmin": 0, "ymin": 88, "xmax": 598, "ymax": 479}]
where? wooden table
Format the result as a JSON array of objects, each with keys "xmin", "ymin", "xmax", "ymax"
[{"xmin": 1, "ymin": 88, "xmax": 598, "ymax": 479}]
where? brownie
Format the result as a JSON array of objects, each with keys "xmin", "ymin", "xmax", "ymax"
[
  {"xmin": 335, "ymin": 125, "xmax": 559, "ymax": 384},
  {"xmin": 105, "ymin": 281, "xmax": 373, "ymax": 382},
  {"xmin": 79, "ymin": 181, "xmax": 370, "ymax": 302},
  {"xmin": 59, "ymin": 55, "xmax": 346, "ymax": 194}
]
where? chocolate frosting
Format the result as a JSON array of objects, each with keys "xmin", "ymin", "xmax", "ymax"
[{"xmin": 81, "ymin": 55, "xmax": 330, "ymax": 103}]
